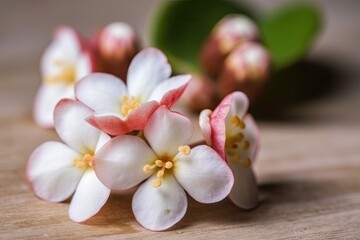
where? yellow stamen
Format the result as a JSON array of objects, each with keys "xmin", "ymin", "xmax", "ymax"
[
  {"xmin": 73, "ymin": 153, "xmax": 94, "ymax": 170},
  {"xmin": 143, "ymin": 163, "xmax": 156, "ymax": 173},
  {"xmin": 240, "ymin": 158, "xmax": 252, "ymax": 168},
  {"xmin": 231, "ymin": 116, "xmax": 245, "ymax": 129},
  {"xmin": 242, "ymin": 140, "xmax": 250, "ymax": 151},
  {"xmin": 155, "ymin": 160, "xmax": 163, "ymax": 167},
  {"xmin": 178, "ymin": 145, "xmax": 191, "ymax": 155},
  {"xmin": 152, "ymin": 178, "xmax": 162, "ymax": 188},
  {"xmin": 164, "ymin": 161, "xmax": 173, "ymax": 169},
  {"xmin": 157, "ymin": 168, "xmax": 165, "ymax": 178},
  {"xmin": 120, "ymin": 95, "xmax": 141, "ymax": 116}
]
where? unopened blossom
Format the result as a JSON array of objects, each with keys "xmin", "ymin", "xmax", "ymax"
[
  {"xmin": 75, "ymin": 47, "xmax": 191, "ymax": 136},
  {"xmin": 200, "ymin": 14, "xmax": 258, "ymax": 78},
  {"xmin": 27, "ymin": 99, "xmax": 110, "ymax": 222},
  {"xmin": 93, "ymin": 106, "xmax": 234, "ymax": 231},
  {"xmin": 199, "ymin": 91, "xmax": 259, "ymax": 209},
  {"xmin": 218, "ymin": 42, "xmax": 270, "ymax": 101},
  {"xmin": 33, "ymin": 26, "xmax": 94, "ymax": 128},
  {"xmin": 94, "ymin": 22, "xmax": 139, "ymax": 80}
]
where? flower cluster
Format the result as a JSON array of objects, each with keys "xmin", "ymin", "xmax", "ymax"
[
  {"xmin": 27, "ymin": 22, "xmax": 260, "ymax": 231},
  {"xmin": 181, "ymin": 14, "xmax": 271, "ymax": 111}
]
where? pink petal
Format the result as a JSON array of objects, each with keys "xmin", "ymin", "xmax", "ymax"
[
  {"xmin": 144, "ymin": 105, "xmax": 193, "ymax": 157},
  {"xmin": 148, "ymin": 74, "xmax": 191, "ymax": 107},
  {"xmin": 26, "ymin": 141, "xmax": 83, "ymax": 202},
  {"xmin": 93, "ymin": 135, "xmax": 157, "ymax": 190},
  {"xmin": 127, "ymin": 48, "xmax": 171, "ymax": 101},
  {"xmin": 54, "ymin": 99, "xmax": 102, "ymax": 154},
  {"xmin": 227, "ymin": 159, "xmax": 258, "ymax": 209},
  {"xmin": 199, "ymin": 109, "xmax": 213, "ymax": 146},
  {"xmin": 87, "ymin": 101, "xmax": 159, "ymax": 136},
  {"xmin": 75, "ymin": 73, "xmax": 127, "ymax": 114},
  {"xmin": 132, "ymin": 175, "xmax": 187, "ymax": 231},
  {"xmin": 33, "ymin": 84, "xmax": 74, "ymax": 128},
  {"xmin": 68, "ymin": 170, "xmax": 111, "ymax": 222},
  {"xmin": 174, "ymin": 145, "xmax": 234, "ymax": 203}
]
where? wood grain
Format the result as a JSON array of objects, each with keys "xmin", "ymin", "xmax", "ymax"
[{"xmin": 1, "ymin": 0, "xmax": 360, "ymax": 239}]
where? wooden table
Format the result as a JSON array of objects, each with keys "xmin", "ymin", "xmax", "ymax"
[{"xmin": 1, "ymin": 0, "xmax": 360, "ymax": 239}]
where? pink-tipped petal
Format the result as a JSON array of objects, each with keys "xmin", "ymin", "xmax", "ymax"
[
  {"xmin": 87, "ymin": 101, "xmax": 159, "ymax": 136},
  {"xmin": 33, "ymin": 84, "xmax": 73, "ymax": 128},
  {"xmin": 174, "ymin": 145, "xmax": 234, "ymax": 203},
  {"xmin": 26, "ymin": 141, "xmax": 83, "ymax": 202},
  {"xmin": 93, "ymin": 135, "xmax": 156, "ymax": 190},
  {"xmin": 68, "ymin": 170, "xmax": 111, "ymax": 222},
  {"xmin": 75, "ymin": 73, "xmax": 127, "ymax": 113},
  {"xmin": 127, "ymin": 48, "xmax": 171, "ymax": 101},
  {"xmin": 148, "ymin": 74, "xmax": 191, "ymax": 107},
  {"xmin": 199, "ymin": 109, "xmax": 213, "ymax": 146},
  {"xmin": 132, "ymin": 175, "xmax": 187, "ymax": 231},
  {"xmin": 144, "ymin": 106, "xmax": 193, "ymax": 157},
  {"xmin": 54, "ymin": 99, "xmax": 101, "ymax": 154},
  {"xmin": 227, "ymin": 159, "xmax": 258, "ymax": 209}
]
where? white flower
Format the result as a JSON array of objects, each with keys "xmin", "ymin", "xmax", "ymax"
[
  {"xmin": 199, "ymin": 91, "xmax": 260, "ymax": 209},
  {"xmin": 27, "ymin": 99, "xmax": 110, "ymax": 222},
  {"xmin": 33, "ymin": 26, "xmax": 93, "ymax": 128},
  {"xmin": 93, "ymin": 106, "xmax": 234, "ymax": 231},
  {"xmin": 75, "ymin": 47, "xmax": 191, "ymax": 136}
]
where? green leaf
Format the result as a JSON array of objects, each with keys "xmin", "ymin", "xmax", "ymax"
[
  {"xmin": 149, "ymin": 0, "xmax": 253, "ymax": 73},
  {"xmin": 259, "ymin": 2, "xmax": 321, "ymax": 69}
]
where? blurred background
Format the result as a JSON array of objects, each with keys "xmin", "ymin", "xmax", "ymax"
[{"xmin": 0, "ymin": 0, "xmax": 359, "ymax": 126}]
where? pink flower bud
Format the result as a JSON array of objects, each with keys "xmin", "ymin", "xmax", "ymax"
[
  {"xmin": 218, "ymin": 42, "xmax": 270, "ymax": 102},
  {"xmin": 200, "ymin": 15, "xmax": 258, "ymax": 78},
  {"xmin": 95, "ymin": 22, "xmax": 139, "ymax": 80},
  {"xmin": 178, "ymin": 75, "xmax": 217, "ymax": 112}
]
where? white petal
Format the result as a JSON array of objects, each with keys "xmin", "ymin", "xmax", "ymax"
[
  {"xmin": 75, "ymin": 73, "xmax": 127, "ymax": 114},
  {"xmin": 75, "ymin": 52, "xmax": 93, "ymax": 80},
  {"xmin": 144, "ymin": 105, "xmax": 193, "ymax": 157},
  {"xmin": 243, "ymin": 114, "xmax": 260, "ymax": 161},
  {"xmin": 227, "ymin": 91, "xmax": 249, "ymax": 122},
  {"xmin": 33, "ymin": 84, "xmax": 74, "ymax": 128},
  {"xmin": 228, "ymin": 159, "xmax": 258, "ymax": 209},
  {"xmin": 199, "ymin": 109, "xmax": 213, "ymax": 146},
  {"xmin": 54, "ymin": 99, "xmax": 101, "ymax": 154},
  {"xmin": 95, "ymin": 132, "xmax": 111, "ymax": 153},
  {"xmin": 127, "ymin": 48, "xmax": 171, "ymax": 101},
  {"xmin": 68, "ymin": 170, "xmax": 111, "ymax": 222},
  {"xmin": 148, "ymin": 74, "xmax": 191, "ymax": 105},
  {"xmin": 93, "ymin": 135, "xmax": 157, "ymax": 190},
  {"xmin": 26, "ymin": 141, "xmax": 83, "ymax": 202},
  {"xmin": 174, "ymin": 145, "xmax": 233, "ymax": 203},
  {"xmin": 132, "ymin": 175, "xmax": 187, "ymax": 231}
]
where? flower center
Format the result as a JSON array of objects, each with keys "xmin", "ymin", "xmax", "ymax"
[
  {"xmin": 143, "ymin": 145, "xmax": 191, "ymax": 188},
  {"xmin": 225, "ymin": 115, "xmax": 252, "ymax": 168},
  {"xmin": 45, "ymin": 59, "xmax": 76, "ymax": 85},
  {"xmin": 120, "ymin": 95, "xmax": 142, "ymax": 116},
  {"xmin": 73, "ymin": 153, "xmax": 94, "ymax": 170}
]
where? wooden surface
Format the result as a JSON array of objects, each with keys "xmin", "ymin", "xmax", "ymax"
[{"xmin": 1, "ymin": 0, "xmax": 360, "ymax": 239}]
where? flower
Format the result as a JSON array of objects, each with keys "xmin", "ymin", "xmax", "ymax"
[
  {"xmin": 75, "ymin": 47, "xmax": 191, "ymax": 136},
  {"xmin": 199, "ymin": 91, "xmax": 259, "ymax": 209},
  {"xmin": 27, "ymin": 99, "xmax": 110, "ymax": 222},
  {"xmin": 93, "ymin": 106, "xmax": 234, "ymax": 231},
  {"xmin": 33, "ymin": 26, "xmax": 94, "ymax": 128}
]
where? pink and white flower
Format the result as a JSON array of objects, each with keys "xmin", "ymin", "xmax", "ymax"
[
  {"xmin": 27, "ymin": 99, "xmax": 110, "ymax": 222},
  {"xmin": 75, "ymin": 48, "xmax": 191, "ymax": 136},
  {"xmin": 199, "ymin": 91, "xmax": 259, "ymax": 209},
  {"xmin": 93, "ymin": 106, "xmax": 234, "ymax": 231},
  {"xmin": 33, "ymin": 26, "xmax": 94, "ymax": 128}
]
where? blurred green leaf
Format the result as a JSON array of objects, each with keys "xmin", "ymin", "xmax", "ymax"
[
  {"xmin": 149, "ymin": 0, "xmax": 253, "ymax": 73},
  {"xmin": 259, "ymin": 2, "xmax": 321, "ymax": 69}
]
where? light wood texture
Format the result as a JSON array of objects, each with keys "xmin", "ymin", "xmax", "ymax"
[{"xmin": 1, "ymin": 1, "xmax": 360, "ymax": 239}]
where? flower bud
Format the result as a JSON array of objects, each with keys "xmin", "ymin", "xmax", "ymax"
[
  {"xmin": 200, "ymin": 14, "xmax": 258, "ymax": 78},
  {"xmin": 218, "ymin": 42, "xmax": 270, "ymax": 102},
  {"xmin": 179, "ymin": 75, "xmax": 217, "ymax": 112},
  {"xmin": 95, "ymin": 22, "xmax": 139, "ymax": 80}
]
